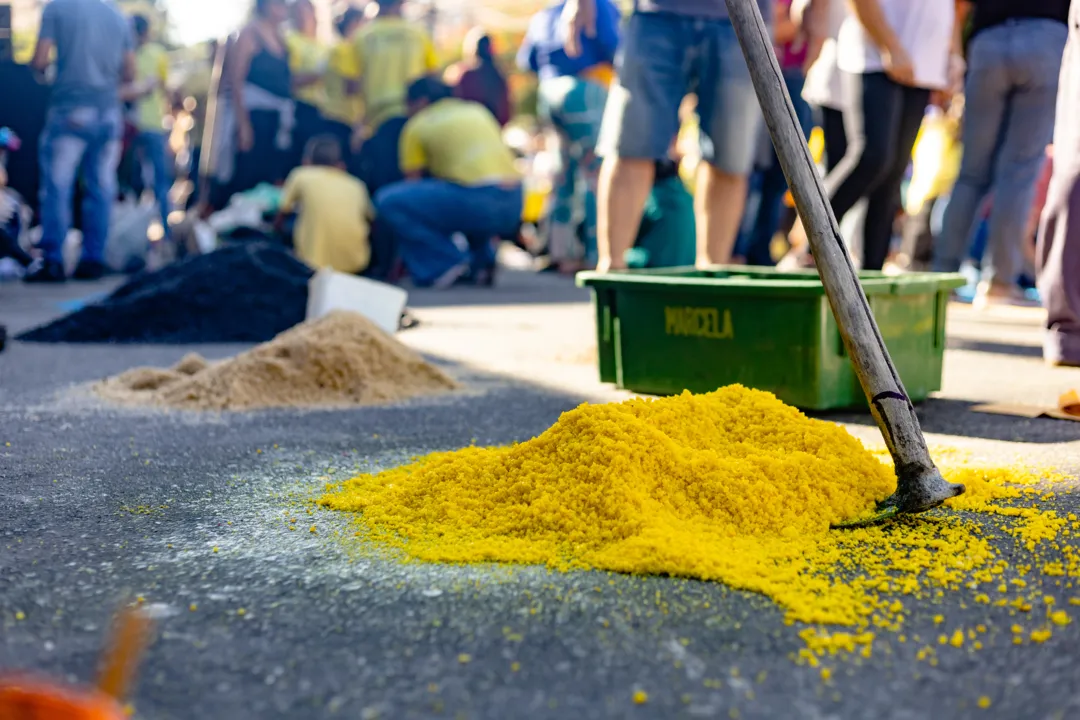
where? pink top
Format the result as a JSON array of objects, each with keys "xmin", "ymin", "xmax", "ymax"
[{"xmin": 776, "ymin": 0, "xmax": 809, "ymax": 71}]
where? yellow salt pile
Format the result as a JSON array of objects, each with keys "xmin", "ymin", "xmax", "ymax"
[
  {"xmin": 320, "ymin": 386, "xmax": 1076, "ymax": 646},
  {"xmin": 95, "ymin": 311, "xmax": 458, "ymax": 411}
]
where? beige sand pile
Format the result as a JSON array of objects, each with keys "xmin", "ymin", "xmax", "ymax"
[{"xmin": 94, "ymin": 311, "xmax": 458, "ymax": 410}]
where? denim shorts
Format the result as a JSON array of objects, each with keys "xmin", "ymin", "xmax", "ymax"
[{"xmin": 597, "ymin": 12, "xmax": 762, "ymax": 175}]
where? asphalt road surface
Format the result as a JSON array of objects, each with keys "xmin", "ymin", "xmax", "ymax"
[{"xmin": 2, "ymin": 272, "xmax": 1079, "ymax": 719}]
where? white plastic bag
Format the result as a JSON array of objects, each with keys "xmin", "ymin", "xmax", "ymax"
[{"xmin": 105, "ymin": 197, "xmax": 156, "ymax": 272}]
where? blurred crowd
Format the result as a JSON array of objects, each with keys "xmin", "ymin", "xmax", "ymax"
[{"xmin": 1, "ymin": 0, "xmax": 1078, "ymax": 364}]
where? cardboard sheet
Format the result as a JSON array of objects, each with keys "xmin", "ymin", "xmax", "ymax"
[{"xmin": 972, "ymin": 390, "xmax": 1080, "ymax": 423}]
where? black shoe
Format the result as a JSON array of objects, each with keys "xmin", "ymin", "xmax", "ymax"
[
  {"xmin": 23, "ymin": 259, "xmax": 66, "ymax": 284},
  {"xmin": 471, "ymin": 265, "xmax": 496, "ymax": 287},
  {"xmin": 72, "ymin": 259, "xmax": 106, "ymax": 281},
  {"xmin": 0, "ymin": 228, "xmax": 32, "ymax": 267}
]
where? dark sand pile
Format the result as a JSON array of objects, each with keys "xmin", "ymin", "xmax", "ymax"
[
  {"xmin": 19, "ymin": 243, "xmax": 312, "ymax": 344},
  {"xmin": 94, "ymin": 312, "xmax": 458, "ymax": 411}
]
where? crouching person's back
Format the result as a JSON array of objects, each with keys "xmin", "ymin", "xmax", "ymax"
[
  {"xmin": 374, "ymin": 77, "xmax": 522, "ymax": 289},
  {"xmin": 279, "ymin": 135, "xmax": 373, "ymax": 274}
]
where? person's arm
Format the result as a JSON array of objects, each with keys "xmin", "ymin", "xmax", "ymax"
[
  {"xmin": 948, "ymin": 1, "xmax": 971, "ymax": 93},
  {"xmin": 516, "ymin": 19, "xmax": 539, "ymax": 73},
  {"xmin": 774, "ymin": 1, "xmax": 800, "ymax": 46},
  {"xmin": 288, "ymin": 37, "xmax": 325, "ymax": 89},
  {"xmin": 848, "ymin": 0, "xmax": 914, "ymax": 85},
  {"xmin": 399, "ymin": 119, "xmax": 426, "ymax": 181},
  {"xmin": 562, "ymin": 0, "xmax": 597, "ymax": 59},
  {"xmin": 229, "ymin": 27, "xmax": 258, "ymax": 152},
  {"xmin": 293, "ymin": 72, "xmax": 322, "ymax": 88},
  {"xmin": 274, "ymin": 171, "xmax": 300, "ymax": 231},
  {"xmin": 801, "ymin": 0, "xmax": 830, "ymax": 72},
  {"xmin": 120, "ymin": 82, "xmax": 150, "ymax": 101},
  {"xmin": 30, "ymin": 3, "xmax": 56, "ymax": 74}
]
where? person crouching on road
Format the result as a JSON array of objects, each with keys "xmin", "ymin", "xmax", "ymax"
[
  {"xmin": 277, "ymin": 135, "xmax": 373, "ymax": 275},
  {"xmin": 375, "ymin": 77, "xmax": 522, "ymax": 289}
]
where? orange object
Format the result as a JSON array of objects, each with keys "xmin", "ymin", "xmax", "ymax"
[
  {"xmin": 0, "ymin": 605, "xmax": 154, "ymax": 720},
  {"xmin": 0, "ymin": 676, "xmax": 126, "ymax": 720},
  {"xmin": 96, "ymin": 607, "xmax": 154, "ymax": 701},
  {"xmin": 581, "ymin": 63, "xmax": 615, "ymax": 88}
]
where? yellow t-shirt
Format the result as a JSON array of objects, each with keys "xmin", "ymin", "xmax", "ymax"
[
  {"xmin": 321, "ymin": 40, "xmax": 362, "ymax": 126},
  {"xmin": 286, "ymin": 32, "xmax": 329, "ymax": 108},
  {"xmin": 134, "ymin": 43, "xmax": 169, "ymax": 132},
  {"xmin": 353, "ymin": 17, "xmax": 439, "ymax": 130},
  {"xmin": 400, "ymin": 98, "xmax": 519, "ymax": 186},
  {"xmin": 280, "ymin": 166, "xmax": 373, "ymax": 274}
]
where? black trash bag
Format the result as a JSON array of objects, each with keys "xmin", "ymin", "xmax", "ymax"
[{"xmin": 18, "ymin": 243, "xmax": 314, "ymax": 344}]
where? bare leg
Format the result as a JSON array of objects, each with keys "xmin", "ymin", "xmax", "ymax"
[
  {"xmin": 695, "ymin": 163, "xmax": 748, "ymax": 267},
  {"xmin": 596, "ymin": 156, "xmax": 654, "ymax": 271}
]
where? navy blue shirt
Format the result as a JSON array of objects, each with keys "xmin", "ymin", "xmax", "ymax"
[
  {"xmin": 969, "ymin": 0, "xmax": 1071, "ymax": 40},
  {"xmin": 517, "ymin": 0, "xmax": 622, "ymax": 82}
]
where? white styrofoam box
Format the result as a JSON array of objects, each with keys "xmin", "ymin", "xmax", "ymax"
[{"xmin": 306, "ymin": 268, "xmax": 408, "ymax": 335}]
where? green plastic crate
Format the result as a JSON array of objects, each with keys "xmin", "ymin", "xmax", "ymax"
[{"xmin": 576, "ymin": 266, "xmax": 966, "ymax": 410}]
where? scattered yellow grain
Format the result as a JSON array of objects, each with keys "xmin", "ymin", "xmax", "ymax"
[
  {"xmin": 1030, "ymin": 629, "xmax": 1052, "ymax": 643},
  {"xmin": 457, "ymin": 653, "xmax": 472, "ymax": 664},
  {"xmin": 1050, "ymin": 610, "xmax": 1070, "ymax": 626},
  {"xmin": 977, "ymin": 696, "xmax": 991, "ymax": 709},
  {"xmin": 632, "ymin": 690, "xmax": 648, "ymax": 705},
  {"xmin": 317, "ymin": 386, "xmax": 1074, "ymax": 660}
]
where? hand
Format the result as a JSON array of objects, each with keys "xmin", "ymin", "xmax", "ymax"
[
  {"xmin": 882, "ymin": 43, "xmax": 915, "ymax": 86},
  {"xmin": 929, "ymin": 90, "xmax": 951, "ymax": 110},
  {"xmin": 947, "ymin": 53, "xmax": 966, "ymax": 96},
  {"xmin": 237, "ymin": 117, "xmax": 254, "ymax": 153},
  {"xmin": 350, "ymin": 125, "xmax": 368, "ymax": 152},
  {"xmin": 595, "ymin": 254, "xmax": 625, "ymax": 273},
  {"xmin": 802, "ymin": 32, "xmax": 826, "ymax": 75},
  {"xmin": 561, "ymin": 0, "xmax": 596, "ymax": 59}
]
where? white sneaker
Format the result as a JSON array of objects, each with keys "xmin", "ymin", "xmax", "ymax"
[
  {"xmin": 431, "ymin": 262, "xmax": 470, "ymax": 290},
  {"xmin": 972, "ymin": 280, "xmax": 1038, "ymax": 310}
]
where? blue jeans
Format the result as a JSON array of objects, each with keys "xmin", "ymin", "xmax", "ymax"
[
  {"xmin": 132, "ymin": 130, "xmax": 172, "ymax": 237},
  {"xmin": 934, "ymin": 19, "xmax": 1069, "ymax": 283},
  {"xmin": 597, "ymin": 12, "xmax": 762, "ymax": 174},
  {"xmin": 375, "ymin": 180, "xmax": 522, "ymax": 286},
  {"xmin": 38, "ymin": 104, "xmax": 123, "ymax": 264},
  {"xmin": 736, "ymin": 68, "xmax": 814, "ymax": 264}
]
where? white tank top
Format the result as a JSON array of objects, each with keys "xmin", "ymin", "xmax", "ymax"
[{"xmin": 837, "ymin": 0, "xmax": 954, "ymax": 91}]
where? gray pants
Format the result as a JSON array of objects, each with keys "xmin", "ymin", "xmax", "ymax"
[
  {"xmin": 936, "ymin": 19, "xmax": 1068, "ymax": 283},
  {"xmin": 1038, "ymin": 4, "xmax": 1080, "ymax": 364}
]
